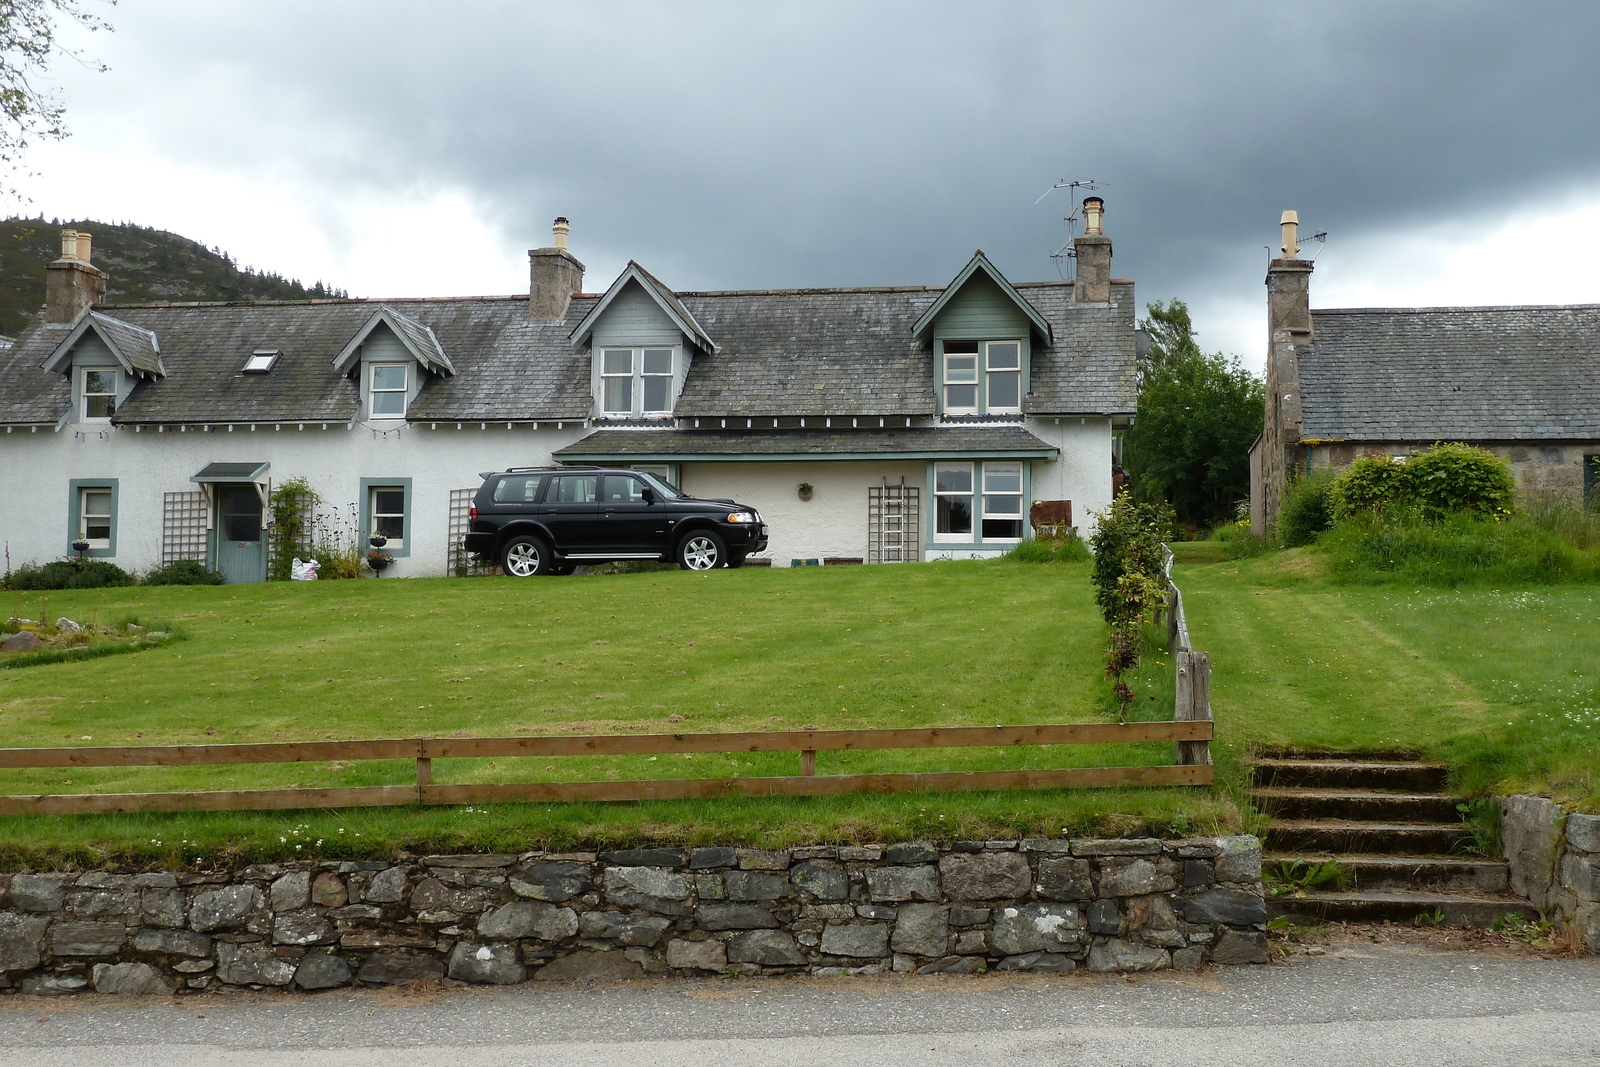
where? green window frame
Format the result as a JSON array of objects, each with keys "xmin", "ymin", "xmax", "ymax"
[
  {"xmin": 359, "ymin": 477, "xmax": 412, "ymax": 557},
  {"xmin": 924, "ymin": 461, "xmax": 1031, "ymax": 550},
  {"xmin": 937, "ymin": 339, "xmax": 1025, "ymax": 416},
  {"xmin": 67, "ymin": 478, "xmax": 119, "ymax": 558}
]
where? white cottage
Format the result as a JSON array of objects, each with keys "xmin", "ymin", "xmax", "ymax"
[{"xmin": 0, "ymin": 209, "xmax": 1136, "ymax": 580}]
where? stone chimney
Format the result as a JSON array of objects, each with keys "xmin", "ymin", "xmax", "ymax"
[
  {"xmin": 1259, "ymin": 209, "xmax": 1315, "ymax": 535},
  {"xmin": 529, "ymin": 216, "xmax": 585, "ymax": 323},
  {"xmin": 45, "ymin": 228, "xmax": 108, "ymax": 326},
  {"xmin": 1072, "ymin": 196, "xmax": 1112, "ymax": 303}
]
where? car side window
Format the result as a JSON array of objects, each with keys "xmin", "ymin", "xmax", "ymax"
[
  {"xmin": 492, "ymin": 474, "xmax": 547, "ymax": 503},
  {"xmin": 553, "ymin": 474, "xmax": 598, "ymax": 504},
  {"xmin": 602, "ymin": 474, "xmax": 647, "ymax": 504}
]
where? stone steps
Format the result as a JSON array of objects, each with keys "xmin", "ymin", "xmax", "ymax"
[
  {"xmin": 1252, "ymin": 758, "xmax": 1451, "ymax": 793},
  {"xmin": 1262, "ymin": 852, "xmax": 1510, "ymax": 893},
  {"xmin": 1267, "ymin": 889, "xmax": 1537, "ymax": 926},
  {"xmin": 1250, "ymin": 787, "xmax": 1464, "ymax": 823},
  {"xmin": 1251, "ymin": 751, "xmax": 1531, "ymax": 929}
]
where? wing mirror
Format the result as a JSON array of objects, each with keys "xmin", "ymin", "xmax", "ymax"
[{"xmin": 641, "ymin": 487, "xmax": 658, "ymax": 504}]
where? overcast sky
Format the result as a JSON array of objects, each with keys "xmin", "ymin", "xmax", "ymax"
[{"xmin": 12, "ymin": 1, "xmax": 1600, "ymax": 368}]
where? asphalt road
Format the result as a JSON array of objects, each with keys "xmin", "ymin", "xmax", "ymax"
[{"xmin": 3, "ymin": 942, "xmax": 1598, "ymax": 1066}]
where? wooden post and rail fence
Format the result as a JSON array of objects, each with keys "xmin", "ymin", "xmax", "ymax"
[
  {"xmin": 1163, "ymin": 544, "xmax": 1214, "ymax": 768},
  {"xmin": 0, "ymin": 554, "xmax": 1214, "ymax": 817}
]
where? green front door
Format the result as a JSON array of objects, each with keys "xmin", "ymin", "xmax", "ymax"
[{"xmin": 213, "ymin": 483, "xmax": 266, "ymax": 583}]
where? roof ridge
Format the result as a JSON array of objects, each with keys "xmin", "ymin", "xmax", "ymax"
[{"xmin": 1314, "ymin": 303, "xmax": 1600, "ymax": 315}]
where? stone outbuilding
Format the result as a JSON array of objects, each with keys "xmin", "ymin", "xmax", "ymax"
[{"xmin": 1251, "ymin": 210, "xmax": 1600, "ymax": 536}]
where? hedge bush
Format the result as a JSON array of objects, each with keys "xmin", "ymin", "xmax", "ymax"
[
  {"xmin": 4, "ymin": 560, "xmax": 137, "ymax": 590},
  {"xmin": 143, "ymin": 560, "xmax": 225, "ymax": 586},
  {"xmin": 1330, "ymin": 455, "xmax": 1409, "ymax": 520},
  {"xmin": 1275, "ymin": 470, "xmax": 1335, "ymax": 547}
]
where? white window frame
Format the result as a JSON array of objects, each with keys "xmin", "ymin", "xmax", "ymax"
[
  {"xmin": 79, "ymin": 367, "xmax": 118, "ymax": 422},
  {"xmin": 942, "ymin": 344, "xmax": 979, "ymax": 415},
  {"xmin": 367, "ymin": 483, "xmax": 408, "ymax": 551},
  {"xmin": 368, "ymin": 363, "xmax": 409, "ymax": 419},
  {"xmin": 983, "ymin": 341, "xmax": 1022, "ymax": 415},
  {"xmin": 980, "ymin": 462, "xmax": 1024, "ymax": 541},
  {"xmin": 933, "ymin": 461, "xmax": 975, "ymax": 542},
  {"xmin": 600, "ymin": 346, "xmax": 678, "ymax": 417},
  {"xmin": 79, "ymin": 486, "xmax": 113, "ymax": 548}
]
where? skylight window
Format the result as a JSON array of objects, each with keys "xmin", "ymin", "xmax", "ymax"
[{"xmin": 242, "ymin": 350, "xmax": 280, "ymax": 373}]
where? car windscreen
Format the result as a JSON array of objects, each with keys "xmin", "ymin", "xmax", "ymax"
[{"xmin": 635, "ymin": 471, "xmax": 683, "ymax": 498}]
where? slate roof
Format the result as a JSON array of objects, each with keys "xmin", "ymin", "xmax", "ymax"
[
  {"xmin": 1302, "ymin": 305, "xmax": 1600, "ymax": 441},
  {"xmin": 554, "ymin": 425, "xmax": 1059, "ymax": 460},
  {"xmin": 672, "ymin": 280, "xmax": 1136, "ymax": 419},
  {"xmin": 84, "ymin": 312, "xmax": 165, "ymax": 377},
  {"xmin": 0, "ymin": 272, "xmax": 1136, "ymax": 425}
]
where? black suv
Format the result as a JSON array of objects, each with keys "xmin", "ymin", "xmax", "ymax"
[{"xmin": 464, "ymin": 466, "xmax": 769, "ymax": 575}]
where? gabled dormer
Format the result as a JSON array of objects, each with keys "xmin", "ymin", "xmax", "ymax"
[
  {"xmin": 40, "ymin": 311, "xmax": 165, "ymax": 426},
  {"xmin": 332, "ymin": 306, "xmax": 453, "ymax": 422},
  {"xmin": 569, "ymin": 262, "xmax": 716, "ymax": 420},
  {"xmin": 914, "ymin": 252, "xmax": 1052, "ymax": 419}
]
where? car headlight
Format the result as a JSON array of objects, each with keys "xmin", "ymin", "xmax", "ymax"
[{"xmin": 726, "ymin": 511, "xmax": 757, "ymax": 523}]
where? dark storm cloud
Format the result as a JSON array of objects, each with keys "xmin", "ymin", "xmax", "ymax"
[{"xmin": 70, "ymin": 1, "xmax": 1600, "ymax": 344}]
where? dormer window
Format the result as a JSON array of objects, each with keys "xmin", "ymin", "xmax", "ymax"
[
  {"xmin": 369, "ymin": 363, "xmax": 409, "ymax": 418},
  {"xmin": 601, "ymin": 347, "xmax": 675, "ymax": 417},
  {"xmin": 242, "ymin": 350, "xmax": 279, "ymax": 373},
  {"xmin": 80, "ymin": 368, "xmax": 118, "ymax": 420},
  {"xmin": 942, "ymin": 340, "xmax": 1022, "ymax": 416}
]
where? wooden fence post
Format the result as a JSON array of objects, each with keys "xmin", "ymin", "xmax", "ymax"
[
  {"xmin": 800, "ymin": 750, "xmax": 817, "ymax": 776},
  {"xmin": 1175, "ymin": 650, "xmax": 1212, "ymax": 766}
]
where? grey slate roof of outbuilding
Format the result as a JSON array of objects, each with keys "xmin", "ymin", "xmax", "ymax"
[
  {"xmin": 1302, "ymin": 305, "xmax": 1600, "ymax": 441},
  {"xmin": 0, "ymin": 273, "xmax": 1135, "ymax": 425},
  {"xmin": 554, "ymin": 425, "xmax": 1059, "ymax": 460}
]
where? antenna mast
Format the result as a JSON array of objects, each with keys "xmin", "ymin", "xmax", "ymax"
[{"xmin": 1037, "ymin": 177, "xmax": 1100, "ymax": 279}]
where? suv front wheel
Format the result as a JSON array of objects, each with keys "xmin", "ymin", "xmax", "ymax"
[
  {"xmin": 677, "ymin": 530, "xmax": 726, "ymax": 570},
  {"xmin": 501, "ymin": 534, "xmax": 553, "ymax": 577}
]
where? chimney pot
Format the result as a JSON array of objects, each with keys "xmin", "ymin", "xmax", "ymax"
[
  {"xmin": 1083, "ymin": 196, "xmax": 1104, "ymax": 237},
  {"xmin": 552, "ymin": 216, "xmax": 570, "ymax": 251},
  {"xmin": 75, "ymin": 231, "xmax": 92, "ymax": 264},
  {"xmin": 1280, "ymin": 210, "xmax": 1300, "ymax": 259},
  {"xmin": 60, "ymin": 229, "xmax": 79, "ymax": 260}
]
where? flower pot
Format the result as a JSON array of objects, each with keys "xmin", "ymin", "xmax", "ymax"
[
  {"xmin": 369, "ymin": 534, "xmax": 389, "ymax": 549},
  {"xmin": 797, "ymin": 486, "xmax": 814, "ymax": 502},
  {"xmin": 367, "ymin": 558, "xmax": 390, "ymax": 574}
]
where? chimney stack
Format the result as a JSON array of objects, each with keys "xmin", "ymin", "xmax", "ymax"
[
  {"xmin": 1072, "ymin": 196, "xmax": 1112, "ymax": 303},
  {"xmin": 45, "ymin": 227, "xmax": 108, "ymax": 326},
  {"xmin": 1259, "ymin": 209, "xmax": 1315, "ymax": 535},
  {"xmin": 529, "ymin": 216, "xmax": 584, "ymax": 323}
]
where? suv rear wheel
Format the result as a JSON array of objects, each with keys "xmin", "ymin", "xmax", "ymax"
[
  {"xmin": 677, "ymin": 530, "xmax": 725, "ymax": 570},
  {"xmin": 501, "ymin": 534, "xmax": 553, "ymax": 577}
]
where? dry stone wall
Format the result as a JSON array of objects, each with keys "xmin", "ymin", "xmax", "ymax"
[
  {"xmin": 0, "ymin": 836, "xmax": 1266, "ymax": 994},
  {"xmin": 1500, "ymin": 795, "xmax": 1600, "ymax": 950}
]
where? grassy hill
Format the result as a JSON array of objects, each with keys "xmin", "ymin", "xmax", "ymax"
[{"xmin": 0, "ymin": 217, "xmax": 348, "ymax": 337}]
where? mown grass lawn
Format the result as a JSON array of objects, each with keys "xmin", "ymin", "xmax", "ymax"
[
  {"xmin": 1181, "ymin": 550, "xmax": 1600, "ymax": 813},
  {"xmin": 0, "ymin": 561, "xmax": 1223, "ymax": 864}
]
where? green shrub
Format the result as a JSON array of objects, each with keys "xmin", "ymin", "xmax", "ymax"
[
  {"xmin": 1215, "ymin": 520, "xmax": 1269, "ymax": 559},
  {"xmin": 143, "ymin": 560, "xmax": 225, "ymax": 586},
  {"xmin": 1405, "ymin": 442, "xmax": 1516, "ymax": 521},
  {"xmin": 1088, "ymin": 496, "xmax": 1173, "ymax": 626},
  {"xmin": 1330, "ymin": 455, "xmax": 1409, "ymax": 520},
  {"xmin": 1275, "ymin": 470, "xmax": 1335, "ymax": 547},
  {"xmin": 5, "ymin": 559, "xmax": 137, "ymax": 590}
]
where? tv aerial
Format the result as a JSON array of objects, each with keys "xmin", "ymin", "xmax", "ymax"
[{"xmin": 1036, "ymin": 177, "xmax": 1101, "ymax": 278}]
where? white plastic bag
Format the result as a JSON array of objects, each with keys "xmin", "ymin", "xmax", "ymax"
[{"xmin": 290, "ymin": 557, "xmax": 320, "ymax": 581}]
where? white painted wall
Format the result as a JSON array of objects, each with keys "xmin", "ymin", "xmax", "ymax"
[
  {"xmin": 0, "ymin": 422, "xmax": 587, "ymax": 579},
  {"xmin": 680, "ymin": 460, "xmax": 925, "ymax": 564},
  {"xmin": 1025, "ymin": 416, "xmax": 1115, "ymax": 535}
]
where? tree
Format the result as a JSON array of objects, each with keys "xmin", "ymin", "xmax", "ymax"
[
  {"xmin": 1, "ymin": 0, "xmax": 112, "ymax": 199},
  {"xmin": 1123, "ymin": 300, "xmax": 1264, "ymax": 528}
]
